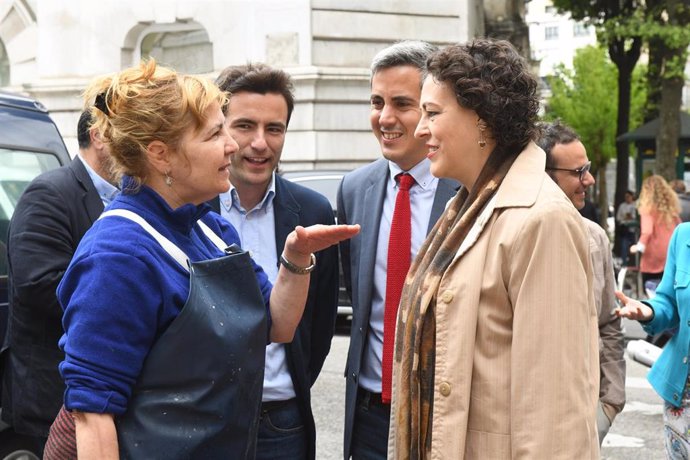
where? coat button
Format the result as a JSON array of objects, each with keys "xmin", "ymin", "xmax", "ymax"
[
  {"xmin": 674, "ymin": 393, "xmax": 679, "ymax": 400},
  {"xmin": 684, "ymin": 357, "xmax": 688, "ymax": 364},
  {"xmin": 687, "ymin": 320, "xmax": 690, "ymax": 327},
  {"xmin": 439, "ymin": 382, "xmax": 451, "ymax": 397},
  {"xmin": 441, "ymin": 291, "xmax": 454, "ymax": 303}
]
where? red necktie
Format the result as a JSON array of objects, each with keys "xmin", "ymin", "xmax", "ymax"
[{"xmin": 381, "ymin": 173, "xmax": 415, "ymax": 403}]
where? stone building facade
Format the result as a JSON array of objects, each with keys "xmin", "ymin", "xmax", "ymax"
[{"xmin": 0, "ymin": 0, "xmax": 484, "ymax": 169}]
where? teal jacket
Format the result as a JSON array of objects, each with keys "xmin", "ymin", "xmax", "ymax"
[{"xmin": 644, "ymin": 222, "xmax": 690, "ymax": 407}]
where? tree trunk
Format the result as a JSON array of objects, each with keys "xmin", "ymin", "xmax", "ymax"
[
  {"xmin": 644, "ymin": 37, "xmax": 664, "ymax": 123},
  {"xmin": 656, "ymin": 79, "xmax": 684, "ymax": 181},
  {"xmin": 610, "ymin": 37, "xmax": 642, "ymax": 249},
  {"xmin": 644, "ymin": 0, "xmax": 664, "ymax": 123},
  {"xmin": 654, "ymin": 0, "xmax": 690, "ymax": 182}
]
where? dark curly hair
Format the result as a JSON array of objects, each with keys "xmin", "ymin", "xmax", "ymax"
[{"xmin": 425, "ymin": 38, "xmax": 540, "ymax": 158}]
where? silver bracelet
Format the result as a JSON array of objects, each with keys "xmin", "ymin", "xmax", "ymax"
[{"xmin": 280, "ymin": 253, "xmax": 316, "ymax": 275}]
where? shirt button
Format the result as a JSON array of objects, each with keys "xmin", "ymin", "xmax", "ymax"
[
  {"xmin": 684, "ymin": 357, "xmax": 688, "ymax": 364},
  {"xmin": 441, "ymin": 291, "xmax": 454, "ymax": 303},
  {"xmin": 439, "ymin": 382, "xmax": 451, "ymax": 397}
]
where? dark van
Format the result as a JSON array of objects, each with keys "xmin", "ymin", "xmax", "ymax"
[{"xmin": 0, "ymin": 91, "xmax": 70, "ymax": 458}]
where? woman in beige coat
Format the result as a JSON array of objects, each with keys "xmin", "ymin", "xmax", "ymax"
[{"xmin": 389, "ymin": 39, "xmax": 600, "ymax": 459}]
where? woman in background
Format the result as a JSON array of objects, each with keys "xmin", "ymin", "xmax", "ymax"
[
  {"xmin": 616, "ymin": 190, "xmax": 638, "ymax": 266},
  {"xmin": 632, "ymin": 174, "xmax": 680, "ymax": 284}
]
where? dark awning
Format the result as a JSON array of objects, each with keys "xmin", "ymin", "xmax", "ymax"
[{"xmin": 618, "ymin": 112, "xmax": 690, "ymax": 142}]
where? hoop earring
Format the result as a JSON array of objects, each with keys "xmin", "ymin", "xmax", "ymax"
[{"xmin": 164, "ymin": 171, "xmax": 173, "ymax": 187}]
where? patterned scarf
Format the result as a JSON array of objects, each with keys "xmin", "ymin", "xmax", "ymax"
[{"xmin": 392, "ymin": 152, "xmax": 518, "ymax": 459}]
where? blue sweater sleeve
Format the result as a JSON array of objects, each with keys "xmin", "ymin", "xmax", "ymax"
[{"xmin": 59, "ymin": 252, "xmax": 164, "ymax": 414}]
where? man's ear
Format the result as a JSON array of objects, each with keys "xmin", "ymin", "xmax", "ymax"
[
  {"xmin": 89, "ymin": 127, "xmax": 105, "ymax": 150},
  {"xmin": 145, "ymin": 140, "xmax": 171, "ymax": 175}
]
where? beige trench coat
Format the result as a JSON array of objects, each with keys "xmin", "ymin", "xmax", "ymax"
[{"xmin": 389, "ymin": 143, "xmax": 600, "ymax": 459}]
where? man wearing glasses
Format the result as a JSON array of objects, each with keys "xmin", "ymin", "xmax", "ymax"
[{"xmin": 539, "ymin": 120, "xmax": 626, "ymax": 444}]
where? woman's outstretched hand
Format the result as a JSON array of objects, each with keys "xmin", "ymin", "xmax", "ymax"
[
  {"xmin": 614, "ymin": 290, "xmax": 654, "ymax": 321},
  {"xmin": 283, "ymin": 224, "xmax": 360, "ymax": 265}
]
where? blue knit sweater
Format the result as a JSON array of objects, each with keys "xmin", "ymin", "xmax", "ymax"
[{"xmin": 57, "ymin": 181, "xmax": 272, "ymax": 415}]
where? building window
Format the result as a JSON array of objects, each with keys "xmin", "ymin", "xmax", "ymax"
[
  {"xmin": 545, "ymin": 5, "xmax": 557, "ymax": 14},
  {"xmin": 573, "ymin": 23, "xmax": 590, "ymax": 37},
  {"xmin": 545, "ymin": 26, "xmax": 559, "ymax": 40},
  {"xmin": 123, "ymin": 21, "xmax": 213, "ymax": 74},
  {"xmin": 140, "ymin": 28, "xmax": 213, "ymax": 74}
]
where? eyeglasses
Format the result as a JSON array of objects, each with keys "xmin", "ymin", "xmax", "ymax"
[{"xmin": 547, "ymin": 161, "xmax": 592, "ymax": 183}]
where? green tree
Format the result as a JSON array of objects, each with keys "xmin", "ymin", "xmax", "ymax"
[
  {"xmin": 552, "ymin": 0, "xmax": 642, "ymax": 211},
  {"xmin": 545, "ymin": 46, "xmax": 647, "ymax": 225},
  {"xmin": 553, "ymin": 0, "xmax": 690, "ymax": 189}
]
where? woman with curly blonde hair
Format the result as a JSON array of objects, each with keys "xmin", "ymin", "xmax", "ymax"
[{"xmin": 632, "ymin": 174, "xmax": 681, "ymax": 283}]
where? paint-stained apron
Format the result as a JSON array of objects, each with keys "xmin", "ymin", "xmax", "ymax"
[{"xmin": 108, "ymin": 209, "xmax": 267, "ymax": 459}]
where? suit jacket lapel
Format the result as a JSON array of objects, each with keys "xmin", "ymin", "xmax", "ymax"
[
  {"xmin": 357, "ymin": 161, "xmax": 388, "ymax": 312},
  {"xmin": 207, "ymin": 196, "xmax": 221, "ymax": 214},
  {"xmin": 70, "ymin": 156, "xmax": 104, "ymax": 222},
  {"xmin": 274, "ymin": 175, "xmax": 300, "ymax": 260}
]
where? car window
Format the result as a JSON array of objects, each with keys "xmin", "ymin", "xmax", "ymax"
[
  {"xmin": 289, "ymin": 177, "xmax": 342, "ymax": 209},
  {"xmin": 0, "ymin": 147, "xmax": 62, "ymax": 275}
]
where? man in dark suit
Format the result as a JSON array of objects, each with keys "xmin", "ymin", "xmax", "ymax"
[
  {"xmin": 209, "ymin": 63, "xmax": 338, "ymax": 460},
  {"xmin": 337, "ymin": 41, "xmax": 459, "ymax": 459},
  {"xmin": 1, "ymin": 110, "xmax": 116, "ymax": 453}
]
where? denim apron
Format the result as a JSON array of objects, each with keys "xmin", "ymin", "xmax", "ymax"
[{"xmin": 104, "ymin": 209, "xmax": 267, "ymax": 459}]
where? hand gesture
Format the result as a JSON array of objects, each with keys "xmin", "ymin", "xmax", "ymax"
[
  {"xmin": 283, "ymin": 224, "xmax": 360, "ymax": 266},
  {"xmin": 614, "ymin": 290, "xmax": 654, "ymax": 321}
]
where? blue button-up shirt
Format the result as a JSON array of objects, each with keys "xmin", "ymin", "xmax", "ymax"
[{"xmin": 79, "ymin": 155, "xmax": 119, "ymax": 206}]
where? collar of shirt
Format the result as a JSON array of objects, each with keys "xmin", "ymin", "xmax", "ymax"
[
  {"xmin": 219, "ymin": 172, "xmax": 277, "ymax": 214},
  {"xmin": 387, "ymin": 157, "xmax": 438, "ymax": 192},
  {"xmin": 79, "ymin": 154, "xmax": 119, "ymax": 205}
]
